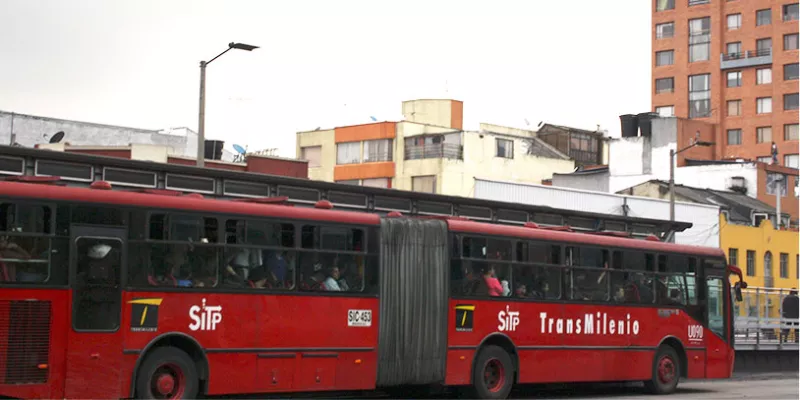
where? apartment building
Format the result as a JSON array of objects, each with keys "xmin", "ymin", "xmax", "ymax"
[
  {"xmin": 652, "ymin": 0, "xmax": 799, "ymax": 167},
  {"xmin": 296, "ymin": 99, "xmax": 577, "ymax": 197}
]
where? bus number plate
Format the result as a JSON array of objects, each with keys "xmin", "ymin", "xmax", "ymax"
[{"xmin": 348, "ymin": 309, "xmax": 372, "ymax": 327}]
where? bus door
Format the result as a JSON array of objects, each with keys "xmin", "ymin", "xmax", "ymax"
[
  {"xmin": 703, "ymin": 263, "xmax": 731, "ymax": 379},
  {"xmin": 64, "ymin": 225, "xmax": 126, "ymax": 399}
]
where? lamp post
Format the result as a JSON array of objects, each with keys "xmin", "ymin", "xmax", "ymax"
[
  {"xmin": 197, "ymin": 42, "xmax": 258, "ymax": 167},
  {"xmin": 669, "ymin": 138, "xmax": 714, "ymax": 223}
]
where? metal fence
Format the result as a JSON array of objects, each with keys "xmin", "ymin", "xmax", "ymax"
[{"xmin": 734, "ymin": 286, "xmax": 799, "ymax": 350}]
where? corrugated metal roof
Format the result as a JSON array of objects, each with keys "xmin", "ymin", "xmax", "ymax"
[{"xmin": 647, "ymin": 180, "xmax": 779, "ymax": 223}]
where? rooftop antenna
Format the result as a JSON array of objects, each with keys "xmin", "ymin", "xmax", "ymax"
[{"xmin": 232, "ymin": 144, "xmax": 247, "ymax": 163}]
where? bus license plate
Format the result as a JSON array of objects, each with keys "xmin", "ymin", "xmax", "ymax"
[{"xmin": 348, "ymin": 309, "xmax": 372, "ymax": 327}]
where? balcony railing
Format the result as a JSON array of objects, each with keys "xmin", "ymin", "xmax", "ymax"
[
  {"xmin": 720, "ymin": 48, "xmax": 772, "ymax": 70},
  {"xmin": 404, "ymin": 143, "xmax": 463, "ymax": 160},
  {"xmin": 363, "ymin": 152, "xmax": 392, "ymax": 163}
]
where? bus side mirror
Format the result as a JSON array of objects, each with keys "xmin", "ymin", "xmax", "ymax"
[{"xmin": 734, "ymin": 282, "xmax": 744, "ymax": 302}]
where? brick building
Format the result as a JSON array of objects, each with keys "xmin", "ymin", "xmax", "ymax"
[{"xmin": 651, "ymin": 0, "xmax": 799, "ymax": 167}]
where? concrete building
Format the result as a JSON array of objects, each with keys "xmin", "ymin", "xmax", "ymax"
[
  {"xmin": 651, "ymin": 0, "xmax": 799, "ymax": 166},
  {"xmin": 535, "ymin": 123, "xmax": 609, "ymax": 168},
  {"xmin": 0, "ymin": 110, "xmax": 235, "ymax": 162},
  {"xmin": 32, "ymin": 142, "xmax": 308, "ymax": 179},
  {"xmin": 553, "ymin": 116, "xmax": 799, "ymax": 222},
  {"xmin": 473, "ymin": 178, "xmax": 721, "ymax": 247},
  {"xmin": 296, "ymin": 99, "xmax": 578, "ymax": 197}
]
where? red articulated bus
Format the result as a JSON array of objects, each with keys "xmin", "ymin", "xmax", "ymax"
[{"xmin": 0, "ymin": 180, "xmax": 745, "ymax": 399}]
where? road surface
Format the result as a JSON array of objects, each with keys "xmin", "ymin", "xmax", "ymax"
[{"xmin": 509, "ymin": 375, "xmax": 798, "ymax": 399}]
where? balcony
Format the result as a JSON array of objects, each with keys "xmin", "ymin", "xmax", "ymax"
[
  {"xmin": 720, "ymin": 48, "xmax": 772, "ymax": 70},
  {"xmin": 404, "ymin": 143, "xmax": 463, "ymax": 160}
]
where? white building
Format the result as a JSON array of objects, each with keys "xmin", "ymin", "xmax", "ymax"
[
  {"xmin": 0, "ymin": 110, "xmax": 235, "ymax": 162},
  {"xmin": 474, "ymin": 178, "xmax": 721, "ymax": 247}
]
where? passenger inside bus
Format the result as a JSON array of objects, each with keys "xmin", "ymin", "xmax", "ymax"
[
  {"xmin": 323, "ymin": 266, "xmax": 348, "ymax": 291},
  {"xmin": 247, "ymin": 267, "xmax": 269, "ymax": 288}
]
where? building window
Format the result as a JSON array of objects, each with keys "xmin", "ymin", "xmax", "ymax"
[
  {"xmin": 336, "ymin": 142, "xmax": 361, "ymax": 165},
  {"xmin": 785, "ymin": 93, "xmax": 799, "ymax": 110},
  {"xmin": 726, "ymin": 41, "xmax": 742, "ymax": 56},
  {"xmin": 785, "ymin": 124, "xmax": 799, "ymax": 140},
  {"xmin": 757, "ymin": 97, "xmax": 772, "ymax": 114},
  {"xmin": 727, "ymin": 13, "xmax": 742, "ymax": 30},
  {"xmin": 757, "ymin": 38, "xmax": 773, "ymax": 54},
  {"xmin": 411, "ymin": 175, "xmax": 436, "ymax": 194},
  {"xmin": 746, "ymin": 250, "xmax": 755, "ymax": 277},
  {"xmin": 727, "ymin": 71, "xmax": 742, "ymax": 87},
  {"xmin": 496, "ymin": 138, "xmax": 514, "ymax": 159},
  {"xmin": 764, "ymin": 252, "xmax": 773, "ymax": 284},
  {"xmin": 656, "ymin": 105, "xmax": 675, "ymax": 117},
  {"xmin": 785, "ymin": 154, "xmax": 799, "ymax": 168},
  {"xmin": 689, "ymin": 74, "xmax": 711, "ymax": 118},
  {"xmin": 656, "ymin": 50, "xmax": 674, "ymax": 66},
  {"xmin": 336, "ymin": 179, "xmax": 360, "ymax": 185},
  {"xmin": 655, "ymin": 77, "xmax": 674, "ymax": 93},
  {"xmin": 756, "ymin": 68, "xmax": 772, "ymax": 84},
  {"xmin": 756, "ymin": 8, "xmax": 772, "ymax": 26},
  {"xmin": 766, "ymin": 173, "xmax": 788, "ymax": 195},
  {"xmin": 727, "ymin": 100, "xmax": 742, "ymax": 116},
  {"xmin": 300, "ymin": 146, "xmax": 322, "ymax": 168},
  {"xmin": 689, "ymin": 0, "xmax": 709, "ymax": 5},
  {"xmin": 656, "ymin": 0, "xmax": 675, "ymax": 11},
  {"xmin": 362, "ymin": 139, "xmax": 392, "ymax": 162},
  {"xmin": 756, "ymin": 127, "xmax": 772, "ymax": 143},
  {"xmin": 404, "ymin": 134, "xmax": 462, "ymax": 160},
  {"xmin": 362, "ymin": 178, "xmax": 390, "ymax": 188},
  {"xmin": 784, "ymin": 3, "xmax": 799, "ymax": 21},
  {"xmin": 656, "ymin": 22, "xmax": 674, "ymax": 38},
  {"xmin": 727, "ymin": 129, "xmax": 743, "ymax": 145},
  {"xmin": 785, "ymin": 34, "xmax": 800, "ymax": 51},
  {"xmin": 757, "ymin": 156, "xmax": 772, "ymax": 163},
  {"xmin": 729, "ymin": 248, "xmax": 739, "ymax": 267},
  {"xmin": 785, "ymin": 63, "xmax": 799, "ymax": 80},
  {"xmin": 688, "ymin": 17, "xmax": 711, "ymax": 62}
]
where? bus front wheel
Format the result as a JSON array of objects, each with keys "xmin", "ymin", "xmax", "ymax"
[
  {"xmin": 136, "ymin": 347, "xmax": 199, "ymax": 400},
  {"xmin": 471, "ymin": 345, "xmax": 514, "ymax": 399},
  {"xmin": 644, "ymin": 345, "xmax": 680, "ymax": 395}
]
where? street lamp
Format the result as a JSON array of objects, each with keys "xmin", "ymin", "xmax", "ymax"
[
  {"xmin": 669, "ymin": 137, "xmax": 714, "ymax": 223},
  {"xmin": 197, "ymin": 42, "xmax": 259, "ymax": 167}
]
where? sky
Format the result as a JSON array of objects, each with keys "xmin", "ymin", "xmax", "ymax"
[{"xmin": 0, "ymin": 0, "xmax": 651, "ymax": 157}]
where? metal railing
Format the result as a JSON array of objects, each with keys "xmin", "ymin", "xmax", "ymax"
[
  {"xmin": 734, "ymin": 286, "xmax": 799, "ymax": 350},
  {"xmin": 722, "ymin": 48, "xmax": 771, "ymax": 62},
  {"xmin": 404, "ymin": 143, "xmax": 463, "ymax": 160}
]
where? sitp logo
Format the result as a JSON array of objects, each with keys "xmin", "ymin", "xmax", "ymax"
[
  {"xmin": 498, "ymin": 305, "xmax": 520, "ymax": 332},
  {"xmin": 189, "ymin": 298, "xmax": 222, "ymax": 331},
  {"xmin": 128, "ymin": 298, "xmax": 163, "ymax": 332},
  {"xmin": 455, "ymin": 304, "xmax": 475, "ymax": 332}
]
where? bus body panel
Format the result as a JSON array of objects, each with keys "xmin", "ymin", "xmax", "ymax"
[
  {"xmin": 120, "ymin": 291, "xmax": 379, "ymax": 396},
  {"xmin": 0, "ymin": 288, "xmax": 70, "ymax": 400},
  {"xmin": 447, "ymin": 298, "xmax": 715, "ymax": 384}
]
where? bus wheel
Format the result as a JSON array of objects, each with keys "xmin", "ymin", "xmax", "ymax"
[
  {"xmin": 644, "ymin": 345, "xmax": 680, "ymax": 395},
  {"xmin": 136, "ymin": 347, "xmax": 199, "ymax": 400},
  {"xmin": 472, "ymin": 345, "xmax": 514, "ymax": 399}
]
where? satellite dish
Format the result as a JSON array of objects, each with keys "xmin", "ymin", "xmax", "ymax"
[
  {"xmin": 50, "ymin": 131, "xmax": 65, "ymax": 143},
  {"xmin": 370, "ymin": 116, "xmax": 377, "ymax": 122},
  {"xmin": 233, "ymin": 144, "xmax": 246, "ymax": 155}
]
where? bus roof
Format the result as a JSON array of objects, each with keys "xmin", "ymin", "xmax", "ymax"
[
  {"xmin": 0, "ymin": 181, "xmax": 381, "ymax": 226},
  {"xmin": 447, "ymin": 218, "xmax": 724, "ymax": 258}
]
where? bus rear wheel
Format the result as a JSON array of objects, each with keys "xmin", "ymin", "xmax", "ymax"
[
  {"xmin": 644, "ymin": 345, "xmax": 680, "ymax": 395},
  {"xmin": 471, "ymin": 345, "xmax": 514, "ymax": 399},
  {"xmin": 136, "ymin": 347, "xmax": 199, "ymax": 400}
]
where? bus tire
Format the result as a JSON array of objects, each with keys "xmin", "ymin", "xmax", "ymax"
[
  {"xmin": 471, "ymin": 345, "xmax": 514, "ymax": 399},
  {"xmin": 136, "ymin": 347, "xmax": 199, "ymax": 399},
  {"xmin": 644, "ymin": 345, "xmax": 680, "ymax": 395}
]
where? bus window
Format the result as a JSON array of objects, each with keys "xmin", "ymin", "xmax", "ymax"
[
  {"xmin": 1, "ymin": 203, "xmax": 52, "ymax": 234},
  {"xmin": 511, "ymin": 263, "xmax": 560, "ymax": 300},
  {"xmin": 0, "ymin": 203, "xmax": 59, "ymax": 285},
  {"xmin": 148, "ymin": 242, "xmax": 222, "ymax": 289},
  {"xmin": 657, "ymin": 255, "xmax": 667, "ymax": 272},
  {"xmin": 150, "ymin": 213, "xmax": 218, "ymax": 243},
  {"xmin": 462, "ymin": 236, "xmax": 486, "ymax": 259},
  {"xmin": 72, "ymin": 206, "xmax": 124, "ymax": 226},
  {"xmin": 517, "ymin": 241, "xmax": 560, "ymax": 265}
]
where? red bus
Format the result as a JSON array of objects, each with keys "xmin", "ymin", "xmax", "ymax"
[{"xmin": 0, "ymin": 180, "xmax": 745, "ymax": 399}]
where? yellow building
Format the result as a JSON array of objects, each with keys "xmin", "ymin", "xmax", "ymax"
[
  {"xmin": 722, "ymin": 214, "xmax": 799, "ymax": 290},
  {"xmin": 296, "ymin": 99, "xmax": 601, "ymax": 197}
]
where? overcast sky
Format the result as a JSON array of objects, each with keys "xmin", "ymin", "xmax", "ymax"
[{"xmin": 0, "ymin": 0, "xmax": 651, "ymax": 157}]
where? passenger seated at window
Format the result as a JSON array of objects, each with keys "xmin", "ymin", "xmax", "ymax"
[
  {"xmin": 612, "ymin": 285, "xmax": 626, "ymax": 302},
  {"xmin": 168, "ymin": 245, "xmax": 194, "ymax": 287},
  {"xmin": 248, "ymin": 267, "xmax": 269, "ymax": 288},
  {"xmin": 514, "ymin": 283, "xmax": 527, "ymax": 298},
  {"xmin": 482, "ymin": 265, "xmax": 503, "ymax": 297},
  {"xmin": 323, "ymin": 266, "xmax": 348, "ymax": 291},
  {"xmin": 529, "ymin": 280, "xmax": 551, "ymax": 299},
  {"xmin": 192, "ymin": 256, "xmax": 218, "ymax": 288},
  {"xmin": 224, "ymin": 246, "xmax": 261, "ymax": 282},
  {"xmin": 264, "ymin": 250, "xmax": 288, "ymax": 285},
  {"xmin": 501, "ymin": 279, "xmax": 511, "ymax": 297}
]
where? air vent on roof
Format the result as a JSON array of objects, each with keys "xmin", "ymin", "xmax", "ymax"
[{"xmin": 728, "ymin": 176, "xmax": 747, "ymax": 194}]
